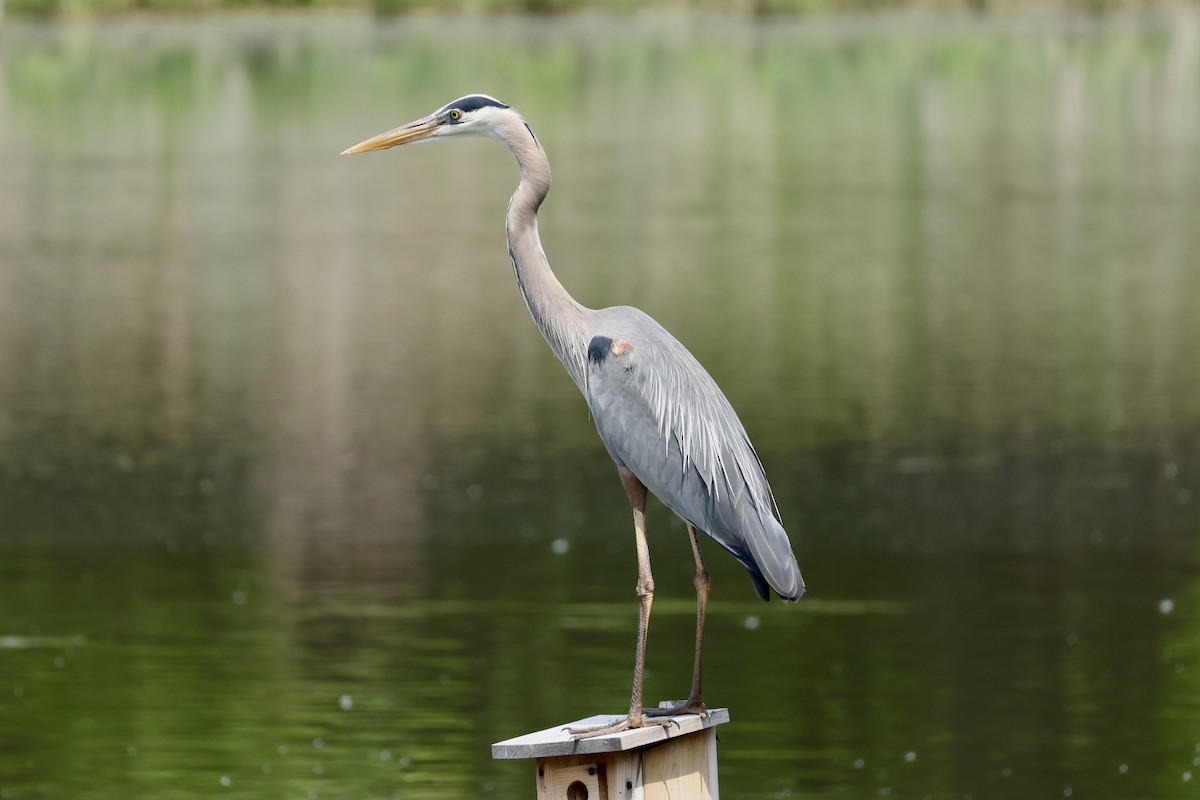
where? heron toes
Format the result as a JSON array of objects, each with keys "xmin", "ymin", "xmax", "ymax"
[
  {"xmin": 643, "ymin": 699, "xmax": 708, "ymax": 719},
  {"xmin": 565, "ymin": 715, "xmax": 676, "ymax": 740},
  {"xmin": 565, "ymin": 718, "xmax": 631, "ymax": 739}
]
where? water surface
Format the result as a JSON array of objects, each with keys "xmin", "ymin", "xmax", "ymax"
[{"xmin": 1, "ymin": 11, "xmax": 1199, "ymax": 799}]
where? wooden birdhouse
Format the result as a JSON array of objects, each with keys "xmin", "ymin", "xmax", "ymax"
[{"xmin": 492, "ymin": 708, "xmax": 728, "ymax": 800}]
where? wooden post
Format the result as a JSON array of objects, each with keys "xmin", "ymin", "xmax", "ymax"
[{"xmin": 492, "ymin": 707, "xmax": 728, "ymax": 800}]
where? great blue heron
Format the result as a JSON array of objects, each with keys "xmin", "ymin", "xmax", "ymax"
[{"xmin": 343, "ymin": 94, "xmax": 804, "ymax": 737}]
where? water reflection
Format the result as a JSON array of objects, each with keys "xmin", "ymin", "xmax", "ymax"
[{"xmin": 1, "ymin": 11, "xmax": 1199, "ymax": 800}]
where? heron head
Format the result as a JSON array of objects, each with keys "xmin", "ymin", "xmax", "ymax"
[{"xmin": 341, "ymin": 94, "xmax": 513, "ymax": 154}]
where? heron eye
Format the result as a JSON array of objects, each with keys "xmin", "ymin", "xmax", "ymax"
[{"xmin": 448, "ymin": 109, "xmax": 462, "ymax": 122}]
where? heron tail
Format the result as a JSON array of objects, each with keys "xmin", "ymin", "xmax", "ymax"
[
  {"xmin": 745, "ymin": 511, "xmax": 805, "ymax": 603},
  {"xmin": 703, "ymin": 486, "xmax": 805, "ymax": 603}
]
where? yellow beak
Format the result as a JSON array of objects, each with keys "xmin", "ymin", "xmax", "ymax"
[{"xmin": 340, "ymin": 115, "xmax": 441, "ymax": 155}]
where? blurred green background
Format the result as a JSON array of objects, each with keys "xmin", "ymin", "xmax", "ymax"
[
  {"xmin": 0, "ymin": 0, "xmax": 1187, "ymax": 20},
  {"xmin": 1, "ymin": 7, "xmax": 1199, "ymax": 800}
]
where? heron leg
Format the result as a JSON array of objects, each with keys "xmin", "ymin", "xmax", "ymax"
[
  {"xmin": 568, "ymin": 468, "xmax": 669, "ymax": 739},
  {"xmin": 645, "ymin": 523, "xmax": 709, "ymax": 718}
]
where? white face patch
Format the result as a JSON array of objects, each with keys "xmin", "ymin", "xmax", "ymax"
[{"xmin": 435, "ymin": 104, "xmax": 515, "ymax": 141}]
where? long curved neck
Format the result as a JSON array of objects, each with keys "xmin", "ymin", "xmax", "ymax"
[{"xmin": 494, "ymin": 113, "xmax": 590, "ymax": 392}]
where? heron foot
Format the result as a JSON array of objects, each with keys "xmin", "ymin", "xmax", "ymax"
[
  {"xmin": 565, "ymin": 715, "xmax": 677, "ymax": 740},
  {"xmin": 644, "ymin": 698, "xmax": 708, "ymax": 719}
]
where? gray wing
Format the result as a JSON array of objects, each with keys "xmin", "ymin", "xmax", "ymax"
[{"xmin": 583, "ymin": 306, "xmax": 804, "ymax": 602}]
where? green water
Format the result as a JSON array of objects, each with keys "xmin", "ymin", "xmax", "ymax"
[{"xmin": 1, "ymin": 11, "xmax": 1199, "ymax": 799}]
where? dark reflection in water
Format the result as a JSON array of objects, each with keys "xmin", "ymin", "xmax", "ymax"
[{"xmin": 1, "ymin": 11, "xmax": 1199, "ymax": 800}]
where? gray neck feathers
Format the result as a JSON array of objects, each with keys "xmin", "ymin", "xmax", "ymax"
[{"xmin": 496, "ymin": 112, "xmax": 590, "ymax": 392}]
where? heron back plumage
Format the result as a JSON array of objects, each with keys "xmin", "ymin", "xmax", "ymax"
[{"xmin": 583, "ymin": 306, "xmax": 804, "ymax": 602}]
